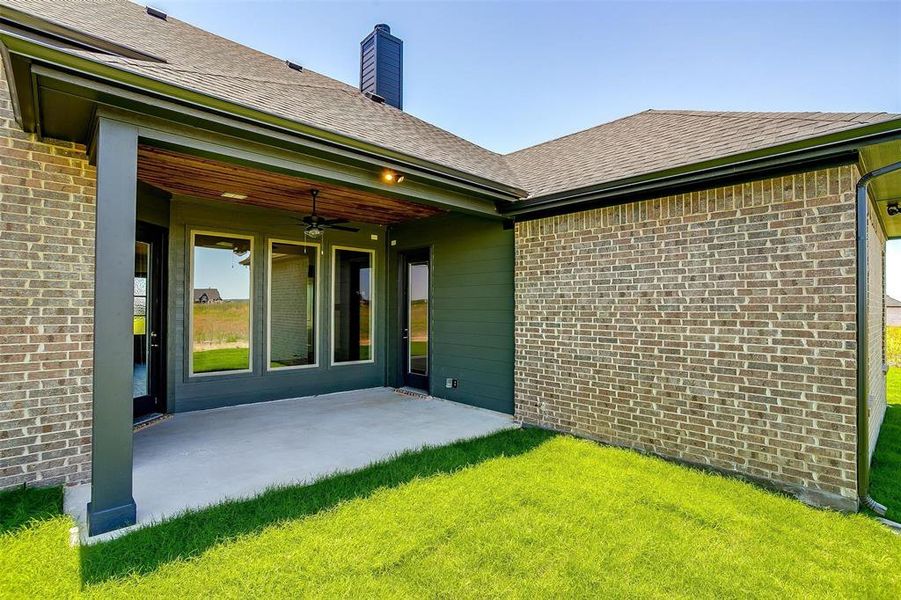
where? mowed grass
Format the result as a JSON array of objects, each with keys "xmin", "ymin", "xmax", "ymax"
[
  {"xmin": 3, "ymin": 429, "xmax": 901, "ymax": 598},
  {"xmin": 191, "ymin": 300, "xmax": 251, "ymax": 372},
  {"xmin": 870, "ymin": 367, "xmax": 901, "ymax": 520},
  {"xmin": 886, "ymin": 325, "xmax": 901, "ymax": 367},
  {"xmin": 192, "ymin": 347, "xmax": 250, "ymax": 373}
]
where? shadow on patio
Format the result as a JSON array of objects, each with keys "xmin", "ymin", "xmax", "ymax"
[{"xmin": 78, "ymin": 427, "xmax": 553, "ymax": 585}]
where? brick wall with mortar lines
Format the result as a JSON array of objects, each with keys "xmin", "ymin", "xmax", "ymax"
[
  {"xmin": 0, "ymin": 61, "xmax": 95, "ymax": 489},
  {"xmin": 867, "ymin": 193, "xmax": 887, "ymax": 458},
  {"xmin": 515, "ymin": 166, "xmax": 859, "ymax": 508}
]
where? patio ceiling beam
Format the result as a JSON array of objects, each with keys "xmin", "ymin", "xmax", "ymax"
[
  {"xmin": 87, "ymin": 117, "xmax": 139, "ymax": 536},
  {"xmin": 135, "ymin": 145, "xmax": 445, "ymax": 225},
  {"xmin": 106, "ymin": 109, "xmax": 504, "ymax": 220}
]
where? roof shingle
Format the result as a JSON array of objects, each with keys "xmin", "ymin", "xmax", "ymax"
[
  {"xmin": 505, "ymin": 110, "xmax": 900, "ymax": 198},
  {"xmin": 2, "ymin": 0, "xmax": 523, "ymax": 188},
  {"xmin": 2, "ymin": 1, "xmax": 898, "ymax": 200}
]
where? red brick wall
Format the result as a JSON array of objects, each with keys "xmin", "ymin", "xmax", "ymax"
[
  {"xmin": 0, "ymin": 61, "xmax": 95, "ymax": 489},
  {"xmin": 515, "ymin": 166, "xmax": 860, "ymax": 509}
]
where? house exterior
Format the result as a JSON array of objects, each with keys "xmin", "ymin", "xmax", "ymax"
[
  {"xmin": 193, "ymin": 288, "xmax": 221, "ymax": 304},
  {"xmin": 0, "ymin": 0, "xmax": 899, "ymax": 534},
  {"xmin": 887, "ymin": 295, "xmax": 901, "ymax": 326}
]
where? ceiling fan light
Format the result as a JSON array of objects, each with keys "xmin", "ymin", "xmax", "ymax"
[{"xmin": 304, "ymin": 226, "xmax": 323, "ymax": 239}]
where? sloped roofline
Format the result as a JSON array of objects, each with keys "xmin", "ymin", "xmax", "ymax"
[
  {"xmin": 2, "ymin": 3, "xmax": 900, "ymax": 212},
  {"xmin": 503, "ymin": 118, "xmax": 901, "ymax": 218},
  {"xmin": 0, "ymin": 13, "xmax": 529, "ymax": 199}
]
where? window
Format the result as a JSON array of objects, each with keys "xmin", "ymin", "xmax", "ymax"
[
  {"xmin": 268, "ymin": 240, "xmax": 318, "ymax": 369},
  {"xmin": 134, "ymin": 241, "xmax": 150, "ymax": 397},
  {"xmin": 332, "ymin": 247, "xmax": 374, "ymax": 364},
  {"xmin": 190, "ymin": 231, "xmax": 253, "ymax": 375}
]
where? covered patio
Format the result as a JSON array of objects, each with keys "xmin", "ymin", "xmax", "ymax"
[
  {"xmin": 74, "ymin": 107, "xmax": 517, "ymax": 536},
  {"xmin": 7, "ymin": 44, "xmax": 519, "ymax": 535},
  {"xmin": 66, "ymin": 387, "xmax": 516, "ymax": 541}
]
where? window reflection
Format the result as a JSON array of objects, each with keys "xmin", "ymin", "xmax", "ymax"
[
  {"xmin": 134, "ymin": 242, "xmax": 149, "ymax": 397},
  {"xmin": 269, "ymin": 241, "xmax": 317, "ymax": 368},
  {"xmin": 192, "ymin": 233, "xmax": 252, "ymax": 374},
  {"xmin": 333, "ymin": 249, "xmax": 373, "ymax": 363},
  {"xmin": 408, "ymin": 262, "xmax": 428, "ymax": 375}
]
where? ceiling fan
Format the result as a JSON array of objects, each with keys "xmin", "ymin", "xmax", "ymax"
[{"xmin": 297, "ymin": 189, "xmax": 359, "ymax": 238}]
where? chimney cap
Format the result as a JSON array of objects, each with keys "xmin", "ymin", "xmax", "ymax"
[{"xmin": 374, "ymin": 24, "xmax": 391, "ymax": 33}]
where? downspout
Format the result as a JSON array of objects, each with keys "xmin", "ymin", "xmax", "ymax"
[{"xmin": 856, "ymin": 159, "xmax": 901, "ymax": 512}]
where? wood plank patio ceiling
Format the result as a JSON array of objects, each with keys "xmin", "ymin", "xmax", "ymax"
[{"xmin": 136, "ymin": 145, "xmax": 445, "ymax": 225}]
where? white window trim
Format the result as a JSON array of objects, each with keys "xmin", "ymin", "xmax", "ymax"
[
  {"xmin": 188, "ymin": 229, "xmax": 255, "ymax": 378},
  {"xmin": 330, "ymin": 245, "xmax": 376, "ymax": 366},
  {"xmin": 266, "ymin": 237, "xmax": 320, "ymax": 372}
]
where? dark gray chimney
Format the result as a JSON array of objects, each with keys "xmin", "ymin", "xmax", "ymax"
[{"xmin": 360, "ymin": 24, "xmax": 403, "ymax": 110}]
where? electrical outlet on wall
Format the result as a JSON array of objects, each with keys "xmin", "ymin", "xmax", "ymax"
[{"xmin": 445, "ymin": 378, "xmax": 458, "ymax": 389}]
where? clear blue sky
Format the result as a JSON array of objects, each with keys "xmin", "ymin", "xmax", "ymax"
[
  {"xmin": 147, "ymin": 0, "xmax": 900, "ymax": 154},
  {"xmin": 151, "ymin": 1, "xmax": 901, "ymax": 293}
]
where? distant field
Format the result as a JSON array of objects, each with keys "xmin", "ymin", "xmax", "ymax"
[
  {"xmin": 193, "ymin": 300, "xmax": 250, "ymax": 346},
  {"xmin": 409, "ymin": 299, "xmax": 427, "ymax": 338},
  {"xmin": 193, "ymin": 300, "xmax": 250, "ymax": 373}
]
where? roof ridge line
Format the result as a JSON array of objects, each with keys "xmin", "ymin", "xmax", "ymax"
[{"xmin": 646, "ymin": 109, "xmax": 891, "ymax": 125}]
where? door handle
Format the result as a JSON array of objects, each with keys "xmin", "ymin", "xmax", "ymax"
[{"xmin": 402, "ymin": 328, "xmax": 409, "ymax": 340}]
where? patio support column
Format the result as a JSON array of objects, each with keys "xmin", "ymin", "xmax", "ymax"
[{"xmin": 87, "ymin": 118, "xmax": 139, "ymax": 536}]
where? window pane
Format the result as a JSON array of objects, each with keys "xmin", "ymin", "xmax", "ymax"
[
  {"xmin": 134, "ymin": 242, "xmax": 149, "ymax": 398},
  {"xmin": 192, "ymin": 233, "xmax": 252, "ymax": 374},
  {"xmin": 270, "ymin": 241, "xmax": 317, "ymax": 368},
  {"xmin": 333, "ymin": 249, "xmax": 372, "ymax": 363},
  {"xmin": 408, "ymin": 262, "xmax": 428, "ymax": 375}
]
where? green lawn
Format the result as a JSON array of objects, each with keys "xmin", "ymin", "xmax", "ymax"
[
  {"xmin": 192, "ymin": 347, "xmax": 250, "ymax": 373},
  {"xmin": 870, "ymin": 367, "xmax": 901, "ymax": 520},
  {"xmin": 3, "ymin": 429, "xmax": 900, "ymax": 598}
]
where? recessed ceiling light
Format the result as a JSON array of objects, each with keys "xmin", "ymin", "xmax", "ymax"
[{"xmin": 221, "ymin": 192, "xmax": 248, "ymax": 200}]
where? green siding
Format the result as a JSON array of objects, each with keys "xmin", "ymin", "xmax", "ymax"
[
  {"xmin": 388, "ymin": 214, "xmax": 514, "ymax": 413},
  {"xmin": 136, "ymin": 182, "xmax": 171, "ymax": 227},
  {"xmin": 166, "ymin": 196, "xmax": 387, "ymax": 412}
]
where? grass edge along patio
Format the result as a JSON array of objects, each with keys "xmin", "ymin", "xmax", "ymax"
[{"xmin": 2, "ymin": 428, "xmax": 901, "ymax": 597}]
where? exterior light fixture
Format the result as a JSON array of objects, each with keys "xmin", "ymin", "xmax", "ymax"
[
  {"xmin": 888, "ymin": 202, "xmax": 900, "ymax": 217},
  {"xmin": 221, "ymin": 192, "xmax": 248, "ymax": 200},
  {"xmin": 381, "ymin": 169, "xmax": 404, "ymax": 184}
]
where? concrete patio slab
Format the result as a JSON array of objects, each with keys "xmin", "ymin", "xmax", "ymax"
[{"xmin": 65, "ymin": 387, "xmax": 516, "ymax": 542}]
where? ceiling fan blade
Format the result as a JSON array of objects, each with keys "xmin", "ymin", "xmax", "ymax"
[
  {"xmin": 326, "ymin": 224, "xmax": 360, "ymax": 232},
  {"xmin": 321, "ymin": 217, "xmax": 350, "ymax": 225}
]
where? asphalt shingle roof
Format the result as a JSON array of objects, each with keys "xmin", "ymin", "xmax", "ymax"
[
  {"xmin": 3, "ymin": 1, "xmax": 899, "ymax": 200},
  {"xmin": 2, "ymin": 0, "xmax": 522, "ymax": 188},
  {"xmin": 505, "ymin": 110, "xmax": 900, "ymax": 198}
]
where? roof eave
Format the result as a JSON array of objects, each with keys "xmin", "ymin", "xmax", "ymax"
[
  {"xmin": 0, "ymin": 4, "xmax": 166, "ymax": 62},
  {"xmin": 0, "ymin": 26, "xmax": 527, "ymax": 200},
  {"xmin": 503, "ymin": 119, "xmax": 901, "ymax": 219}
]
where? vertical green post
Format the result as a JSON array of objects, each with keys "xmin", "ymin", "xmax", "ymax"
[{"xmin": 87, "ymin": 118, "xmax": 139, "ymax": 536}]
